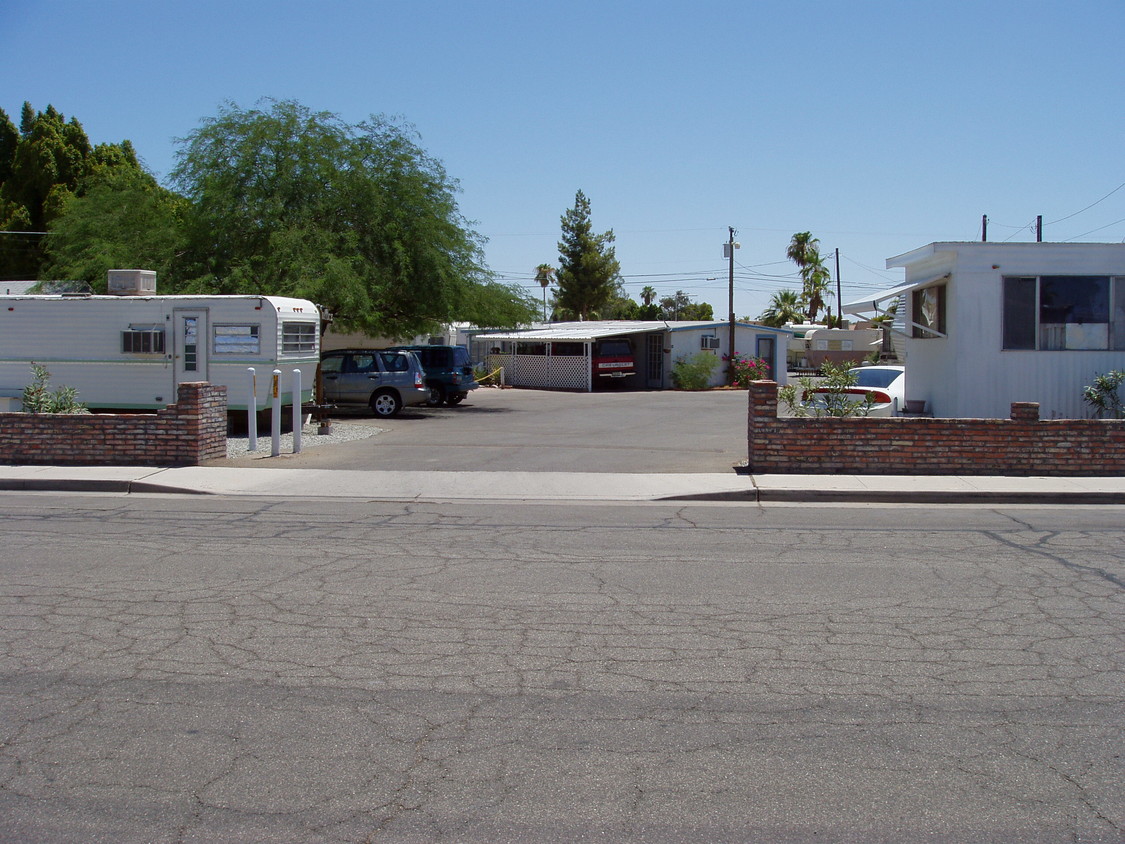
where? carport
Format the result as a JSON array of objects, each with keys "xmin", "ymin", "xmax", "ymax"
[
  {"xmin": 474, "ymin": 320, "xmax": 790, "ymax": 391},
  {"xmin": 475, "ymin": 321, "xmax": 669, "ymax": 391}
]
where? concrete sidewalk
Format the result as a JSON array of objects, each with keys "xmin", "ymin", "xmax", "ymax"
[{"xmin": 1, "ymin": 465, "xmax": 1123, "ymax": 504}]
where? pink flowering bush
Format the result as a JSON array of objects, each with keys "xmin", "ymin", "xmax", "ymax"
[{"xmin": 724, "ymin": 354, "xmax": 771, "ymax": 389}]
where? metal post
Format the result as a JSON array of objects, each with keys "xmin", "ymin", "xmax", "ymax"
[
  {"xmin": 247, "ymin": 367, "xmax": 258, "ymax": 452},
  {"xmin": 292, "ymin": 369, "xmax": 302, "ymax": 454},
  {"xmin": 727, "ymin": 227, "xmax": 736, "ymax": 382},
  {"xmin": 271, "ymin": 369, "xmax": 281, "ymax": 458}
]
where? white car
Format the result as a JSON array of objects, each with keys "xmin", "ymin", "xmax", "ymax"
[{"xmin": 808, "ymin": 365, "xmax": 906, "ymax": 417}]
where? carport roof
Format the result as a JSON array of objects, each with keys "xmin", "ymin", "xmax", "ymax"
[{"xmin": 477, "ymin": 320, "xmax": 791, "ymax": 342}]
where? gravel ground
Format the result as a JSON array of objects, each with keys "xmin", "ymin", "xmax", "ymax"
[{"xmin": 225, "ymin": 419, "xmax": 382, "ymax": 459}]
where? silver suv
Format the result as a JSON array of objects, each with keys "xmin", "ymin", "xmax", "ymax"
[{"xmin": 320, "ymin": 349, "xmax": 430, "ymax": 418}]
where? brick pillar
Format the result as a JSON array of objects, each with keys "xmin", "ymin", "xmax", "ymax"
[
  {"xmin": 747, "ymin": 380, "xmax": 778, "ymax": 472},
  {"xmin": 748, "ymin": 380, "xmax": 779, "ymax": 421},
  {"xmin": 174, "ymin": 382, "xmax": 228, "ymax": 463},
  {"xmin": 1010, "ymin": 402, "xmax": 1040, "ymax": 422}
]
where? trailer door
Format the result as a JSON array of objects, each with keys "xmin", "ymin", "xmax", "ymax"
[{"xmin": 174, "ymin": 308, "xmax": 209, "ymax": 385}]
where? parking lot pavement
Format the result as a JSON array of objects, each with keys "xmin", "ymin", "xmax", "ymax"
[{"xmin": 217, "ymin": 386, "xmax": 756, "ymax": 474}]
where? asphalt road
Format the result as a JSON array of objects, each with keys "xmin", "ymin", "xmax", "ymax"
[
  {"xmin": 219, "ymin": 387, "xmax": 753, "ymax": 473},
  {"xmin": 1, "ymin": 493, "xmax": 1122, "ymax": 842}
]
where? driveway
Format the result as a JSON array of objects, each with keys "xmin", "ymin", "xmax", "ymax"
[{"xmin": 222, "ymin": 387, "xmax": 751, "ymax": 473}]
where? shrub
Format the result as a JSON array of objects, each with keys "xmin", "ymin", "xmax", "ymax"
[
  {"xmin": 21, "ymin": 363, "xmax": 89, "ymax": 414},
  {"xmin": 671, "ymin": 353, "xmax": 718, "ymax": 391},
  {"xmin": 778, "ymin": 361, "xmax": 876, "ymax": 418},
  {"xmin": 723, "ymin": 354, "xmax": 771, "ymax": 389},
  {"xmin": 1083, "ymin": 370, "xmax": 1124, "ymax": 419}
]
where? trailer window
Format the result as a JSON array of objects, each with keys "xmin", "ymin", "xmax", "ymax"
[
  {"xmin": 282, "ymin": 322, "xmax": 318, "ymax": 354},
  {"xmin": 214, "ymin": 324, "xmax": 260, "ymax": 355},
  {"xmin": 122, "ymin": 328, "xmax": 165, "ymax": 354}
]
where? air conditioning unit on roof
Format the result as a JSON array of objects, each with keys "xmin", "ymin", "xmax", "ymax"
[{"xmin": 107, "ymin": 269, "xmax": 156, "ymax": 296}]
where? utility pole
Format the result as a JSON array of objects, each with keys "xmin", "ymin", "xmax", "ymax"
[
  {"xmin": 725, "ymin": 227, "xmax": 738, "ymax": 383},
  {"xmin": 982, "ymin": 214, "xmax": 988, "ymax": 242},
  {"xmin": 1036, "ymin": 215, "xmax": 1043, "ymax": 242},
  {"xmin": 834, "ymin": 248, "xmax": 842, "ymax": 328}
]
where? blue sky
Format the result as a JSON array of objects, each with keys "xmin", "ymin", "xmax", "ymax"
[{"xmin": 3, "ymin": 0, "xmax": 1123, "ymax": 320}]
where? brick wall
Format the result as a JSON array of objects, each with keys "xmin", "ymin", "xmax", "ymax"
[
  {"xmin": 0, "ymin": 382, "xmax": 227, "ymax": 467},
  {"xmin": 748, "ymin": 380, "xmax": 1125, "ymax": 476}
]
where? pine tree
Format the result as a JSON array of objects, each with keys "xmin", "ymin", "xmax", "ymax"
[{"xmin": 555, "ymin": 190, "xmax": 620, "ymax": 320}]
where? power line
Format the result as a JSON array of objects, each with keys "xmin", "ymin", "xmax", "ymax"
[
  {"xmin": 1064, "ymin": 216, "xmax": 1125, "ymax": 242},
  {"xmin": 1047, "ymin": 181, "xmax": 1125, "ymax": 225}
]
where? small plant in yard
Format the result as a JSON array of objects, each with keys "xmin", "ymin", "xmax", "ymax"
[
  {"xmin": 21, "ymin": 363, "xmax": 88, "ymax": 414},
  {"xmin": 473, "ymin": 361, "xmax": 502, "ymax": 387},
  {"xmin": 671, "ymin": 352, "xmax": 718, "ymax": 391},
  {"xmin": 724, "ymin": 353, "xmax": 771, "ymax": 388},
  {"xmin": 778, "ymin": 361, "xmax": 876, "ymax": 418},
  {"xmin": 1082, "ymin": 370, "xmax": 1124, "ymax": 419}
]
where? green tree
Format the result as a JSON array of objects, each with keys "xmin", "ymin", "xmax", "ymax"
[
  {"xmin": 0, "ymin": 109, "xmax": 17, "ymax": 186},
  {"xmin": 170, "ymin": 98, "xmax": 530, "ymax": 337},
  {"xmin": 460, "ymin": 280, "xmax": 540, "ymax": 329},
  {"xmin": 43, "ymin": 166, "xmax": 189, "ymax": 289},
  {"xmin": 0, "ymin": 102, "xmax": 142, "ymax": 279},
  {"xmin": 555, "ymin": 189, "xmax": 621, "ymax": 320},
  {"xmin": 599, "ymin": 281, "xmax": 641, "ymax": 319},
  {"xmin": 758, "ymin": 288, "xmax": 804, "ymax": 327},
  {"xmin": 659, "ymin": 290, "xmax": 690, "ymax": 319},
  {"xmin": 786, "ymin": 231, "xmax": 833, "ymax": 323},
  {"xmin": 679, "ymin": 301, "xmax": 714, "ymax": 320},
  {"xmin": 657, "ymin": 289, "xmax": 712, "ymax": 320}
]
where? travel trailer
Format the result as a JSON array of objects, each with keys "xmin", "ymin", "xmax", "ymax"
[{"xmin": 0, "ymin": 270, "xmax": 320, "ymax": 413}]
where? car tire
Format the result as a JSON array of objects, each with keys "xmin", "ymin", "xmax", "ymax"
[
  {"xmin": 370, "ymin": 390, "xmax": 402, "ymax": 418},
  {"xmin": 426, "ymin": 386, "xmax": 445, "ymax": 407},
  {"xmin": 445, "ymin": 392, "xmax": 465, "ymax": 406}
]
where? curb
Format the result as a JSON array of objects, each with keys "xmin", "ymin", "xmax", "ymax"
[
  {"xmin": 661, "ymin": 489, "xmax": 1125, "ymax": 505},
  {"xmin": 0, "ymin": 479, "xmax": 212, "ymax": 495}
]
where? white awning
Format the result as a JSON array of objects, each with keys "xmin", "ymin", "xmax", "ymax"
[{"xmin": 841, "ymin": 274, "xmax": 950, "ymax": 316}]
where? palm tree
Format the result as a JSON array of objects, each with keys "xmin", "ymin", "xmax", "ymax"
[
  {"xmin": 786, "ymin": 231, "xmax": 818, "ymax": 269},
  {"xmin": 534, "ymin": 264, "xmax": 556, "ymax": 322},
  {"xmin": 801, "ymin": 259, "xmax": 833, "ymax": 323},
  {"xmin": 758, "ymin": 289, "xmax": 804, "ymax": 327},
  {"xmin": 640, "ymin": 285, "xmax": 657, "ymax": 306},
  {"xmin": 787, "ymin": 232, "xmax": 833, "ymax": 323}
]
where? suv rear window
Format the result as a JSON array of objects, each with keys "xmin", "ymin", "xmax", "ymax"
[{"xmin": 379, "ymin": 352, "xmax": 410, "ymax": 372}]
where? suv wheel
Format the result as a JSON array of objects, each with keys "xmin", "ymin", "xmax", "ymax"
[
  {"xmin": 426, "ymin": 386, "xmax": 445, "ymax": 407},
  {"xmin": 370, "ymin": 390, "xmax": 402, "ymax": 418},
  {"xmin": 445, "ymin": 392, "xmax": 465, "ymax": 406}
]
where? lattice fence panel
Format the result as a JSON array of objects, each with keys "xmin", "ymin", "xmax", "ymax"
[
  {"xmin": 483, "ymin": 354, "xmax": 591, "ymax": 390},
  {"xmin": 548, "ymin": 356, "xmax": 590, "ymax": 390}
]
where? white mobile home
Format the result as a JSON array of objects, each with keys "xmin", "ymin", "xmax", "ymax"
[
  {"xmin": 0, "ymin": 282, "xmax": 320, "ymax": 412},
  {"xmin": 843, "ymin": 242, "xmax": 1125, "ymax": 419}
]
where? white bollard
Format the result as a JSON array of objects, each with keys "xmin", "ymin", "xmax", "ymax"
[
  {"xmin": 247, "ymin": 367, "xmax": 258, "ymax": 452},
  {"xmin": 271, "ymin": 369, "xmax": 281, "ymax": 457},
  {"xmin": 292, "ymin": 369, "xmax": 302, "ymax": 454}
]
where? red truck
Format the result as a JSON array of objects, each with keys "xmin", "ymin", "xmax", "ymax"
[{"xmin": 592, "ymin": 338, "xmax": 636, "ymax": 380}]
